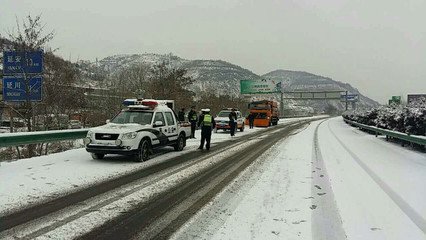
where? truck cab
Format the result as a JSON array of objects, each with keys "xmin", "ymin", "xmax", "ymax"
[
  {"xmin": 246, "ymin": 100, "xmax": 279, "ymax": 127},
  {"xmin": 84, "ymin": 99, "xmax": 190, "ymax": 162}
]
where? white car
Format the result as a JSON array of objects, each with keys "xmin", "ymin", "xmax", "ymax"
[
  {"xmin": 84, "ymin": 99, "xmax": 191, "ymax": 161},
  {"xmin": 214, "ymin": 108, "xmax": 245, "ymax": 133},
  {"xmin": 68, "ymin": 120, "xmax": 82, "ymax": 129}
]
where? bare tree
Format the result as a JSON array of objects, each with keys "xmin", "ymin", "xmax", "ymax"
[
  {"xmin": 148, "ymin": 61, "xmax": 195, "ymax": 109},
  {"xmin": 113, "ymin": 63, "xmax": 150, "ymax": 98}
]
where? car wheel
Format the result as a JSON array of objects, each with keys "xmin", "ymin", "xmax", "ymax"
[
  {"xmin": 135, "ymin": 139, "xmax": 151, "ymax": 162},
  {"xmin": 91, "ymin": 153, "xmax": 105, "ymax": 160},
  {"xmin": 174, "ymin": 134, "xmax": 185, "ymax": 151}
]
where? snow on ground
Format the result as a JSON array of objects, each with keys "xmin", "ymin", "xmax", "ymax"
[
  {"xmin": 318, "ymin": 117, "xmax": 426, "ymax": 239},
  {"xmin": 172, "ymin": 119, "xmax": 320, "ymax": 240},
  {"xmin": 172, "ymin": 117, "xmax": 426, "ymax": 240},
  {"xmin": 0, "ymin": 117, "xmax": 319, "ymax": 215}
]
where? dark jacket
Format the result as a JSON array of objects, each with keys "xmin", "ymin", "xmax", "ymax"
[
  {"xmin": 188, "ymin": 110, "xmax": 197, "ymax": 122},
  {"xmin": 178, "ymin": 111, "xmax": 185, "ymax": 121},
  {"xmin": 248, "ymin": 113, "xmax": 256, "ymax": 120},
  {"xmin": 198, "ymin": 113, "xmax": 216, "ymax": 129},
  {"xmin": 229, "ymin": 111, "xmax": 237, "ymax": 122}
]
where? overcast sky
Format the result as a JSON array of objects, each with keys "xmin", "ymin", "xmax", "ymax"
[{"xmin": 1, "ymin": 0, "xmax": 425, "ymax": 103}]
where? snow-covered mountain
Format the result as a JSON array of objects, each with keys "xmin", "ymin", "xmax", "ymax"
[
  {"xmin": 76, "ymin": 53, "xmax": 379, "ymax": 112},
  {"xmin": 262, "ymin": 70, "xmax": 379, "ymax": 112}
]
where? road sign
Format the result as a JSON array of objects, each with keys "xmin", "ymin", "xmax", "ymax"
[
  {"xmin": 340, "ymin": 94, "xmax": 359, "ymax": 102},
  {"xmin": 2, "ymin": 76, "xmax": 43, "ymax": 102},
  {"xmin": 282, "ymin": 91, "xmax": 343, "ymax": 100},
  {"xmin": 240, "ymin": 79, "xmax": 281, "ymax": 94},
  {"xmin": 407, "ymin": 94, "xmax": 426, "ymax": 105},
  {"xmin": 389, "ymin": 95, "xmax": 401, "ymax": 105},
  {"xmin": 3, "ymin": 51, "xmax": 43, "ymax": 74}
]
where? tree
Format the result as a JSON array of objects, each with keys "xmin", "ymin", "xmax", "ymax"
[
  {"xmin": 4, "ymin": 15, "xmax": 87, "ymax": 158},
  {"xmin": 113, "ymin": 63, "xmax": 150, "ymax": 98},
  {"xmin": 6, "ymin": 15, "xmax": 54, "ymax": 130},
  {"xmin": 147, "ymin": 62, "xmax": 195, "ymax": 109}
]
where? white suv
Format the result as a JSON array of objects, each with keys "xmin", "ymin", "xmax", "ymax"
[
  {"xmin": 214, "ymin": 108, "xmax": 245, "ymax": 133},
  {"xmin": 84, "ymin": 99, "xmax": 191, "ymax": 162}
]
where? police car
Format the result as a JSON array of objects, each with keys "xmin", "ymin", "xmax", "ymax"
[
  {"xmin": 84, "ymin": 99, "xmax": 191, "ymax": 162},
  {"xmin": 214, "ymin": 108, "xmax": 245, "ymax": 133}
]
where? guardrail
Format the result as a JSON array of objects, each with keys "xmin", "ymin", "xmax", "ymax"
[
  {"xmin": 0, "ymin": 129, "xmax": 89, "ymax": 147},
  {"xmin": 343, "ymin": 118, "xmax": 426, "ymax": 146}
]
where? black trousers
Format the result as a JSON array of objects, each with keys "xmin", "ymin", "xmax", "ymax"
[
  {"xmin": 200, "ymin": 127, "xmax": 212, "ymax": 149},
  {"xmin": 190, "ymin": 121, "xmax": 197, "ymax": 138},
  {"xmin": 230, "ymin": 121, "xmax": 236, "ymax": 136},
  {"xmin": 249, "ymin": 119, "xmax": 254, "ymax": 129}
]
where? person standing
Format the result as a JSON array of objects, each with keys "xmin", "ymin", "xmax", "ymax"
[
  {"xmin": 248, "ymin": 112, "xmax": 255, "ymax": 129},
  {"xmin": 229, "ymin": 108, "xmax": 237, "ymax": 136},
  {"xmin": 197, "ymin": 109, "xmax": 215, "ymax": 150},
  {"xmin": 178, "ymin": 108, "xmax": 185, "ymax": 122},
  {"xmin": 188, "ymin": 106, "xmax": 197, "ymax": 138}
]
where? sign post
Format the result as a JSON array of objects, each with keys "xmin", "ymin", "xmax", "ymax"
[
  {"xmin": 3, "ymin": 51, "xmax": 43, "ymax": 75},
  {"xmin": 388, "ymin": 96, "xmax": 401, "ymax": 105},
  {"xmin": 2, "ymin": 76, "xmax": 43, "ymax": 102},
  {"xmin": 2, "ymin": 50, "xmax": 43, "ymax": 102},
  {"xmin": 240, "ymin": 79, "xmax": 281, "ymax": 94}
]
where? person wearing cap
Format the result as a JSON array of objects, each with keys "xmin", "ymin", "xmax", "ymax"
[
  {"xmin": 188, "ymin": 106, "xmax": 198, "ymax": 138},
  {"xmin": 197, "ymin": 108, "xmax": 216, "ymax": 150}
]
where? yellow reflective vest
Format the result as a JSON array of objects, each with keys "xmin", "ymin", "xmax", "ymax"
[{"xmin": 203, "ymin": 114, "xmax": 212, "ymax": 127}]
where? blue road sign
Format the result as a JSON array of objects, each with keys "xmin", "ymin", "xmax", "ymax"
[
  {"xmin": 2, "ymin": 76, "xmax": 43, "ymax": 102},
  {"xmin": 3, "ymin": 51, "xmax": 43, "ymax": 74},
  {"xmin": 341, "ymin": 94, "xmax": 359, "ymax": 102}
]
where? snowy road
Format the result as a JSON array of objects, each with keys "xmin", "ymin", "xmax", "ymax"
[
  {"xmin": 0, "ymin": 117, "xmax": 322, "ymax": 239},
  {"xmin": 172, "ymin": 117, "xmax": 426, "ymax": 240},
  {"xmin": 0, "ymin": 119, "xmax": 299, "ymax": 215},
  {"xmin": 1, "ymin": 116, "xmax": 425, "ymax": 240}
]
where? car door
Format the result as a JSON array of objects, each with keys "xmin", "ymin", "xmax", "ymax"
[
  {"xmin": 236, "ymin": 111, "xmax": 243, "ymax": 128},
  {"xmin": 153, "ymin": 112, "xmax": 168, "ymax": 145},
  {"xmin": 164, "ymin": 111, "xmax": 178, "ymax": 141}
]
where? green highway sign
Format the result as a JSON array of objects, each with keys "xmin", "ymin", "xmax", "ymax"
[{"xmin": 240, "ymin": 79, "xmax": 281, "ymax": 94}]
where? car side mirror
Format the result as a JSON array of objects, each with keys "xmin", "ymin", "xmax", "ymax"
[
  {"xmin": 154, "ymin": 120, "xmax": 164, "ymax": 127},
  {"xmin": 106, "ymin": 119, "xmax": 110, "ymax": 124}
]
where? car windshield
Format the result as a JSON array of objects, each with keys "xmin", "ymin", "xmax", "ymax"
[
  {"xmin": 111, "ymin": 111, "xmax": 153, "ymax": 125},
  {"xmin": 218, "ymin": 111, "xmax": 231, "ymax": 117}
]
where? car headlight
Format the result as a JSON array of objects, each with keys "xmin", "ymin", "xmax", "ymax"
[
  {"xmin": 86, "ymin": 130, "xmax": 93, "ymax": 138},
  {"xmin": 122, "ymin": 132, "xmax": 137, "ymax": 139}
]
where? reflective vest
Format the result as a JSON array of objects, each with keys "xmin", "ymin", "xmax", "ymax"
[{"xmin": 203, "ymin": 114, "xmax": 212, "ymax": 126}]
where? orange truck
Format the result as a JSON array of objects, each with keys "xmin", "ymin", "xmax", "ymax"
[{"xmin": 246, "ymin": 100, "xmax": 279, "ymax": 127}]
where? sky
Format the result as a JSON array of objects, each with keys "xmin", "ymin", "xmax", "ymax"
[{"xmin": 1, "ymin": 0, "xmax": 425, "ymax": 104}]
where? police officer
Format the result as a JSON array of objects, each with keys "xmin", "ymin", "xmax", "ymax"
[
  {"xmin": 178, "ymin": 108, "xmax": 185, "ymax": 122},
  {"xmin": 248, "ymin": 112, "xmax": 255, "ymax": 129},
  {"xmin": 197, "ymin": 108, "xmax": 215, "ymax": 150},
  {"xmin": 188, "ymin": 106, "xmax": 197, "ymax": 138},
  {"xmin": 229, "ymin": 108, "xmax": 237, "ymax": 136}
]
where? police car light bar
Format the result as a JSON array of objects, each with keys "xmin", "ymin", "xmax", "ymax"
[
  {"xmin": 141, "ymin": 99, "xmax": 159, "ymax": 109},
  {"xmin": 123, "ymin": 99, "xmax": 141, "ymax": 106}
]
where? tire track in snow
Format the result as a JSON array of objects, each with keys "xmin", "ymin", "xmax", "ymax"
[
  {"xmin": 327, "ymin": 120, "xmax": 426, "ymax": 234},
  {"xmin": 311, "ymin": 120, "xmax": 347, "ymax": 240}
]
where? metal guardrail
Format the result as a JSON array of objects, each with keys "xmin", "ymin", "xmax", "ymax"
[
  {"xmin": 343, "ymin": 118, "xmax": 426, "ymax": 146},
  {"xmin": 0, "ymin": 129, "xmax": 88, "ymax": 147}
]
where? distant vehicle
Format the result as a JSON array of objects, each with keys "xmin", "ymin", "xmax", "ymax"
[
  {"xmin": 84, "ymin": 99, "xmax": 191, "ymax": 161},
  {"xmin": 246, "ymin": 100, "xmax": 279, "ymax": 127},
  {"xmin": 214, "ymin": 108, "xmax": 245, "ymax": 133},
  {"xmin": 68, "ymin": 120, "xmax": 83, "ymax": 129},
  {"xmin": 34, "ymin": 114, "xmax": 70, "ymax": 130}
]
